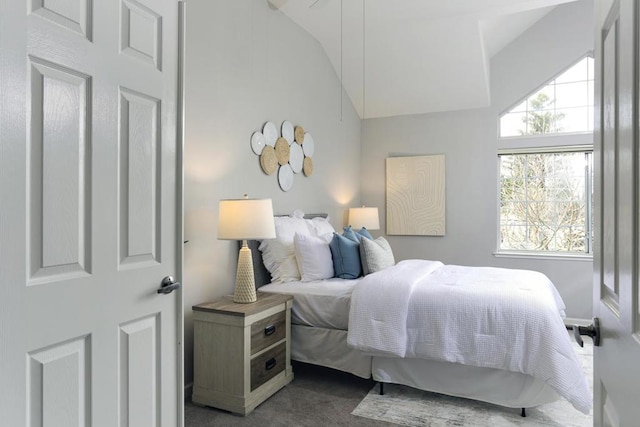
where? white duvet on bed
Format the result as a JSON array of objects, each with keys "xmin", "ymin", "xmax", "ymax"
[{"xmin": 347, "ymin": 259, "xmax": 591, "ymax": 414}]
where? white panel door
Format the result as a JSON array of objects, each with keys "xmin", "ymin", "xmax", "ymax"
[
  {"xmin": 0, "ymin": 1, "xmax": 184, "ymax": 426},
  {"xmin": 593, "ymin": 0, "xmax": 640, "ymax": 425}
]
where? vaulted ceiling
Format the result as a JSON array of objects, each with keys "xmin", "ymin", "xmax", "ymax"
[{"xmin": 269, "ymin": 0, "xmax": 579, "ymax": 119}]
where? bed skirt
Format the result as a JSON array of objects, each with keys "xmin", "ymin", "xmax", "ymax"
[
  {"xmin": 291, "ymin": 324, "xmax": 371, "ymax": 379},
  {"xmin": 372, "ymin": 356, "xmax": 560, "ymax": 408},
  {"xmin": 291, "ymin": 324, "xmax": 560, "ymax": 409}
]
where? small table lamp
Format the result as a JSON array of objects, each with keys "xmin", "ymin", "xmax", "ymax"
[
  {"xmin": 218, "ymin": 195, "xmax": 276, "ymax": 303},
  {"xmin": 348, "ymin": 206, "xmax": 380, "ymax": 230}
]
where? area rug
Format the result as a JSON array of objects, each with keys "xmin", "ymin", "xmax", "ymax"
[{"xmin": 352, "ymin": 341, "xmax": 593, "ymax": 427}]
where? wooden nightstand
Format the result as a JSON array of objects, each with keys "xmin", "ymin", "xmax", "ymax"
[{"xmin": 191, "ymin": 292, "xmax": 294, "ymax": 415}]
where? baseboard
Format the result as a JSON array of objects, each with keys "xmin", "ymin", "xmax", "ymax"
[
  {"xmin": 564, "ymin": 317, "xmax": 591, "ymax": 328},
  {"xmin": 184, "ymin": 382, "xmax": 193, "ymax": 402}
]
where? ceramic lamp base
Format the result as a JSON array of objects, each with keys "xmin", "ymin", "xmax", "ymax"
[{"xmin": 234, "ymin": 246, "xmax": 257, "ymax": 303}]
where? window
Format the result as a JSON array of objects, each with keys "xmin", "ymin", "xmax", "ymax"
[
  {"xmin": 500, "ymin": 56, "xmax": 594, "ymax": 137},
  {"xmin": 499, "ymin": 150, "xmax": 592, "ymax": 254}
]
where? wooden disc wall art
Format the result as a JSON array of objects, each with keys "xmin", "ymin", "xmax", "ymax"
[
  {"xmin": 259, "ymin": 146, "xmax": 278, "ymax": 175},
  {"xmin": 275, "ymin": 137, "xmax": 290, "ymax": 166},
  {"xmin": 250, "ymin": 120, "xmax": 316, "ymax": 191}
]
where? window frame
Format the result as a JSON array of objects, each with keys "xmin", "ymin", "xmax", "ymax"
[
  {"xmin": 496, "ymin": 145, "xmax": 593, "ymax": 259},
  {"xmin": 498, "ymin": 53, "xmax": 594, "ymax": 139}
]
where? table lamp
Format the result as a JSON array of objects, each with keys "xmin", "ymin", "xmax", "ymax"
[
  {"xmin": 348, "ymin": 206, "xmax": 380, "ymax": 230},
  {"xmin": 218, "ymin": 195, "xmax": 276, "ymax": 303}
]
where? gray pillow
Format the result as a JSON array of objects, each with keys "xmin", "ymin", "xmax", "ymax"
[{"xmin": 359, "ymin": 236, "xmax": 395, "ymax": 275}]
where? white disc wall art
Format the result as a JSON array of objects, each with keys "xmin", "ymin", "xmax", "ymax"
[
  {"xmin": 281, "ymin": 120, "xmax": 294, "ymax": 145},
  {"xmin": 250, "ymin": 131, "xmax": 266, "ymax": 155},
  {"xmin": 289, "ymin": 143, "xmax": 304, "ymax": 173},
  {"xmin": 278, "ymin": 164, "xmax": 294, "ymax": 191},
  {"xmin": 302, "ymin": 132, "xmax": 315, "ymax": 157},
  {"xmin": 263, "ymin": 121, "xmax": 278, "ymax": 147}
]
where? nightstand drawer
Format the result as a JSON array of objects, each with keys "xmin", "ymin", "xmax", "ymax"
[
  {"xmin": 251, "ymin": 310, "xmax": 286, "ymax": 355},
  {"xmin": 251, "ymin": 342, "xmax": 286, "ymax": 391}
]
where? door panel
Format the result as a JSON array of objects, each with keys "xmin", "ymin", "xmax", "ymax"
[
  {"xmin": 0, "ymin": 1, "xmax": 183, "ymax": 426},
  {"xmin": 119, "ymin": 87, "xmax": 162, "ymax": 267},
  {"xmin": 28, "ymin": 57, "xmax": 92, "ymax": 284},
  {"xmin": 600, "ymin": 10, "xmax": 619, "ymax": 311},
  {"xmin": 119, "ymin": 315, "xmax": 160, "ymax": 427},
  {"xmin": 28, "ymin": 336, "xmax": 91, "ymax": 427},
  {"xmin": 594, "ymin": 0, "xmax": 640, "ymax": 425}
]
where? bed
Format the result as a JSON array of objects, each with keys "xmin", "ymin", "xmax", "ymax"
[{"xmin": 250, "ymin": 213, "xmax": 591, "ymax": 415}]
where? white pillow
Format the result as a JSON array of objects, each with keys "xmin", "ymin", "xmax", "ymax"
[
  {"xmin": 306, "ymin": 216, "xmax": 335, "ymax": 237},
  {"xmin": 359, "ymin": 236, "xmax": 395, "ymax": 275},
  {"xmin": 258, "ymin": 216, "xmax": 310, "ymax": 283},
  {"xmin": 293, "ymin": 233, "xmax": 334, "ymax": 281}
]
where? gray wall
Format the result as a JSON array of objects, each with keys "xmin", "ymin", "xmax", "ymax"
[
  {"xmin": 184, "ymin": 0, "xmax": 361, "ymax": 386},
  {"xmin": 360, "ymin": 0, "xmax": 595, "ymax": 320}
]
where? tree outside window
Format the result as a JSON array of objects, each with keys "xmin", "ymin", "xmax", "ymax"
[{"xmin": 500, "ymin": 152, "xmax": 591, "ymax": 253}]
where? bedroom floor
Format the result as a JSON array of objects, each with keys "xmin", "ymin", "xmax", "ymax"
[
  {"xmin": 185, "ymin": 361, "xmax": 394, "ymax": 426},
  {"xmin": 185, "ymin": 339, "xmax": 593, "ymax": 427}
]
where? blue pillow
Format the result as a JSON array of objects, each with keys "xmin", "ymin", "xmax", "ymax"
[
  {"xmin": 343, "ymin": 226, "xmax": 373, "ymax": 242},
  {"xmin": 329, "ymin": 233, "xmax": 362, "ymax": 279},
  {"xmin": 357, "ymin": 227, "xmax": 373, "ymax": 240}
]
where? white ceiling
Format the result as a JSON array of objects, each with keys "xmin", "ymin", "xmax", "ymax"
[{"xmin": 269, "ymin": 0, "xmax": 579, "ymax": 119}]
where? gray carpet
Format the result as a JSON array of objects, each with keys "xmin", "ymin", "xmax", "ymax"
[
  {"xmin": 352, "ymin": 340, "xmax": 593, "ymax": 426},
  {"xmin": 185, "ymin": 361, "xmax": 395, "ymax": 427},
  {"xmin": 186, "ymin": 340, "xmax": 592, "ymax": 427}
]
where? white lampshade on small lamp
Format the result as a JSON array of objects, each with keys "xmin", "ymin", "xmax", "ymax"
[
  {"xmin": 218, "ymin": 195, "xmax": 276, "ymax": 303},
  {"xmin": 348, "ymin": 206, "xmax": 380, "ymax": 230}
]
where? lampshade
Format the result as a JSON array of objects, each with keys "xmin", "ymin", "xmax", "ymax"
[
  {"xmin": 217, "ymin": 196, "xmax": 276, "ymax": 303},
  {"xmin": 348, "ymin": 206, "xmax": 380, "ymax": 230},
  {"xmin": 217, "ymin": 198, "xmax": 276, "ymax": 240}
]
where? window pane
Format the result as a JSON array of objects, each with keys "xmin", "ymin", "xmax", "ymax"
[
  {"xmin": 499, "ymin": 152, "xmax": 591, "ymax": 253},
  {"xmin": 500, "ymin": 112, "xmax": 527, "ymax": 137},
  {"xmin": 587, "ymin": 56, "xmax": 595, "ymax": 81},
  {"xmin": 499, "ymin": 56, "xmax": 593, "ymax": 137},
  {"xmin": 500, "ymin": 225, "xmax": 529, "ymax": 250},
  {"xmin": 501, "ymin": 202, "xmax": 528, "ymax": 224},
  {"xmin": 555, "ymin": 81, "xmax": 589, "ymax": 108},
  {"xmin": 555, "ymin": 107, "xmax": 590, "ymax": 133},
  {"xmin": 511, "ymin": 100, "xmax": 527, "ymax": 113},
  {"xmin": 528, "ymin": 85, "xmax": 555, "ymax": 111},
  {"xmin": 556, "ymin": 57, "xmax": 589, "ymax": 83}
]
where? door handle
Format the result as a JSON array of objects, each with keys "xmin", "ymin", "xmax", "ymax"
[
  {"xmin": 572, "ymin": 317, "xmax": 600, "ymax": 347},
  {"xmin": 157, "ymin": 276, "xmax": 181, "ymax": 294}
]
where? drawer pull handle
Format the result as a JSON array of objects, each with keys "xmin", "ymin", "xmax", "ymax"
[
  {"xmin": 264, "ymin": 325, "xmax": 276, "ymax": 336},
  {"xmin": 265, "ymin": 357, "xmax": 277, "ymax": 371}
]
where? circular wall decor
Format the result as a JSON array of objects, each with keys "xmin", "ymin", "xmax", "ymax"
[
  {"xmin": 250, "ymin": 131, "xmax": 266, "ymax": 155},
  {"xmin": 251, "ymin": 120, "xmax": 315, "ymax": 191},
  {"xmin": 294, "ymin": 126, "xmax": 305, "ymax": 144},
  {"xmin": 278, "ymin": 164, "xmax": 294, "ymax": 191},
  {"xmin": 259, "ymin": 145, "xmax": 278, "ymax": 175},
  {"xmin": 302, "ymin": 132, "xmax": 314, "ymax": 157},
  {"xmin": 275, "ymin": 137, "xmax": 290, "ymax": 166},
  {"xmin": 303, "ymin": 157, "xmax": 314, "ymax": 177},
  {"xmin": 263, "ymin": 121, "xmax": 278, "ymax": 147},
  {"xmin": 281, "ymin": 120, "xmax": 294, "ymax": 145},
  {"xmin": 289, "ymin": 143, "xmax": 304, "ymax": 174}
]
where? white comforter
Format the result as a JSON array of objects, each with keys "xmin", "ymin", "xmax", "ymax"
[{"xmin": 347, "ymin": 259, "xmax": 592, "ymax": 414}]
